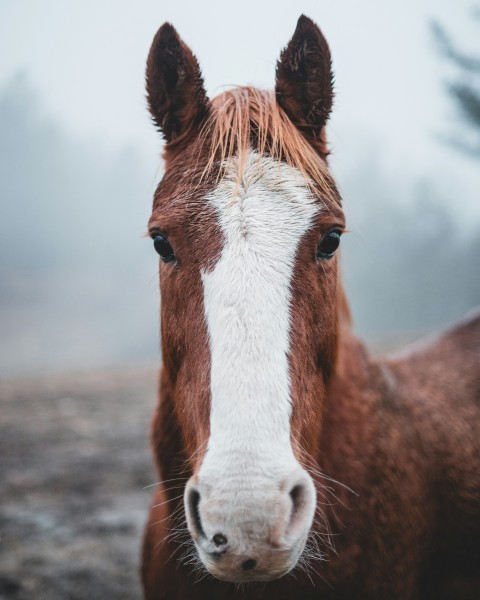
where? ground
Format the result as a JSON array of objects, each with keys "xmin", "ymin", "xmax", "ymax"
[{"xmin": 0, "ymin": 367, "xmax": 158, "ymax": 600}]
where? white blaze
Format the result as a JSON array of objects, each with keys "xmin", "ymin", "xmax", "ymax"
[{"xmin": 200, "ymin": 152, "xmax": 319, "ymax": 479}]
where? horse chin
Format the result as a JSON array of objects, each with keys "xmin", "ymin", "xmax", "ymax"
[{"xmin": 195, "ymin": 535, "xmax": 308, "ymax": 584}]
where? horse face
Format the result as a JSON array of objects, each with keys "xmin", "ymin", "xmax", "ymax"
[{"xmin": 146, "ymin": 16, "xmax": 343, "ymax": 582}]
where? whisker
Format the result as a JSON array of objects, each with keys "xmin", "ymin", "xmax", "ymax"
[{"xmin": 143, "ymin": 476, "xmax": 189, "ymax": 490}]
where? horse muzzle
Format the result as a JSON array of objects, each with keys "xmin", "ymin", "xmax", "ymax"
[{"xmin": 184, "ymin": 467, "xmax": 316, "ymax": 582}]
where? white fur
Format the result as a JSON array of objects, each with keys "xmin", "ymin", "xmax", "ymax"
[{"xmin": 198, "ymin": 152, "xmax": 318, "ymax": 543}]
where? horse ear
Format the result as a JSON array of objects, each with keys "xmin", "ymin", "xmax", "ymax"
[
  {"xmin": 146, "ymin": 23, "xmax": 209, "ymax": 144},
  {"xmin": 275, "ymin": 15, "xmax": 334, "ymax": 142}
]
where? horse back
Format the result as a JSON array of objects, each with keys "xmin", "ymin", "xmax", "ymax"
[{"xmin": 386, "ymin": 308, "xmax": 480, "ymax": 424}]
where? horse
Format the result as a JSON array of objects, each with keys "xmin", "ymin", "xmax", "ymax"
[{"xmin": 141, "ymin": 15, "xmax": 480, "ymax": 599}]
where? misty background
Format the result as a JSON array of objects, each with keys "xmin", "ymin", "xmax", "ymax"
[{"xmin": 1, "ymin": 0, "xmax": 479, "ymax": 377}]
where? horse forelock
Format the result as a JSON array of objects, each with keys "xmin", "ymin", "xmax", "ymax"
[{"xmin": 161, "ymin": 86, "xmax": 341, "ymax": 211}]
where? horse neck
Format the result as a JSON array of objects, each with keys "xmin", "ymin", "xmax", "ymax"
[
  {"xmin": 336, "ymin": 274, "xmax": 352, "ymax": 332},
  {"xmin": 319, "ymin": 281, "xmax": 385, "ymax": 485}
]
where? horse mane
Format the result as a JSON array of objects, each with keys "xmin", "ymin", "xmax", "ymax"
[{"xmin": 198, "ymin": 86, "xmax": 341, "ymax": 208}]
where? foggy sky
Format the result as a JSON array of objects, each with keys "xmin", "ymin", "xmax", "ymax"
[
  {"xmin": 0, "ymin": 1, "xmax": 479, "ymax": 376},
  {"xmin": 1, "ymin": 1, "xmax": 479, "ymax": 186}
]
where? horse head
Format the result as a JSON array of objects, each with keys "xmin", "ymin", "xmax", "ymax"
[{"xmin": 145, "ymin": 15, "xmax": 345, "ymax": 582}]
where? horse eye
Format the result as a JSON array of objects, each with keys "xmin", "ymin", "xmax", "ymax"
[
  {"xmin": 153, "ymin": 234, "xmax": 175, "ymax": 263},
  {"xmin": 317, "ymin": 230, "xmax": 341, "ymax": 259}
]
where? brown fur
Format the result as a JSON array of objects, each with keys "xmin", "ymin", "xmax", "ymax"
[{"xmin": 141, "ymin": 15, "xmax": 480, "ymax": 600}]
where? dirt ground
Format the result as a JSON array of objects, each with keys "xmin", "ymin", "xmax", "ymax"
[{"xmin": 0, "ymin": 367, "xmax": 159, "ymax": 600}]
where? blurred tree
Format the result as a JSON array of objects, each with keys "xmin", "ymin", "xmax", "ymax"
[{"xmin": 432, "ymin": 7, "xmax": 480, "ymax": 156}]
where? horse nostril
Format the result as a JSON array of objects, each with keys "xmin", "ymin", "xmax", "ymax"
[
  {"xmin": 242, "ymin": 558, "xmax": 257, "ymax": 571},
  {"xmin": 287, "ymin": 483, "xmax": 308, "ymax": 535},
  {"xmin": 187, "ymin": 487, "xmax": 205, "ymax": 538},
  {"xmin": 289, "ymin": 484, "xmax": 305, "ymax": 513},
  {"xmin": 212, "ymin": 533, "xmax": 228, "ymax": 547}
]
